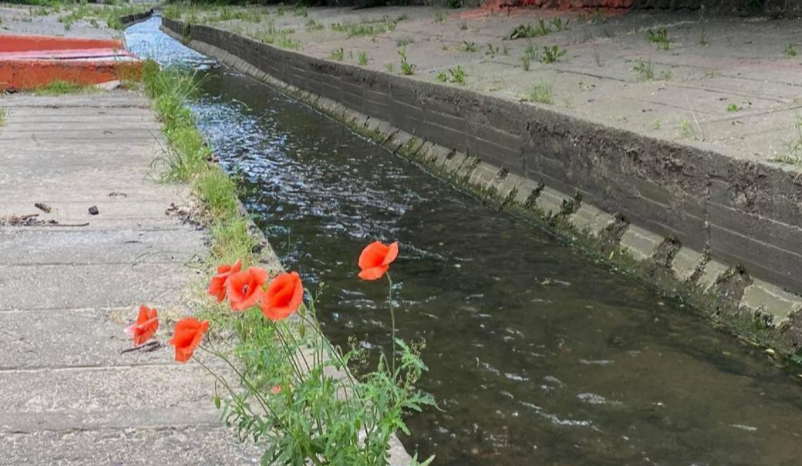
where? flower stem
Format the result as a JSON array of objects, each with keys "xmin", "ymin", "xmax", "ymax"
[{"xmin": 387, "ymin": 273, "xmax": 396, "ymax": 379}]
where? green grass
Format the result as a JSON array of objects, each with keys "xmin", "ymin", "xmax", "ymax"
[
  {"xmin": 540, "ymin": 45, "xmax": 566, "ymax": 64},
  {"xmin": 632, "ymin": 59, "xmax": 654, "ymax": 81},
  {"xmin": 396, "ymin": 37, "xmax": 414, "ymax": 47},
  {"xmin": 305, "ymin": 19, "xmax": 324, "ymax": 31},
  {"xmin": 141, "ymin": 60, "xmax": 257, "ymax": 269},
  {"xmin": 507, "ymin": 19, "xmax": 551, "ymax": 40},
  {"xmin": 527, "ymin": 82, "xmax": 553, "ymax": 104},
  {"xmin": 784, "ymin": 43, "xmax": 798, "ymax": 57},
  {"xmin": 398, "ymin": 46, "xmax": 416, "ymax": 76},
  {"xmin": 0, "ymin": 107, "xmax": 5, "ymax": 125},
  {"xmin": 456, "ymin": 41, "xmax": 477, "ymax": 52},
  {"xmin": 646, "ymin": 27, "xmax": 671, "ymax": 51},
  {"xmin": 33, "ymin": 80, "xmax": 88, "ymax": 95},
  {"xmin": 331, "ymin": 18, "xmax": 398, "ymax": 38},
  {"xmin": 358, "ymin": 51, "xmax": 369, "ymax": 66},
  {"xmin": 436, "ymin": 66, "xmax": 465, "ymax": 85},
  {"xmin": 330, "ymin": 47, "xmax": 345, "ymax": 61}
]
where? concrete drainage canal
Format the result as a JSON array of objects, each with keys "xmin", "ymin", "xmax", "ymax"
[{"xmin": 126, "ymin": 16, "xmax": 802, "ymax": 466}]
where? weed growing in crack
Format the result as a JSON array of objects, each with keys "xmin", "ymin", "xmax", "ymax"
[
  {"xmin": 456, "ymin": 40, "xmax": 477, "ymax": 52},
  {"xmin": 784, "ymin": 43, "xmax": 798, "ymax": 57},
  {"xmin": 679, "ymin": 119, "xmax": 697, "ymax": 139},
  {"xmin": 330, "ymin": 47, "xmax": 344, "ymax": 61},
  {"xmin": 550, "ymin": 18, "xmax": 569, "ymax": 31},
  {"xmin": 775, "ymin": 117, "xmax": 802, "ymax": 164},
  {"xmin": 508, "ymin": 19, "xmax": 550, "ymax": 39},
  {"xmin": 540, "ymin": 45, "xmax": 566, "ymax": 64},
  {"xmin": 646, "ymin": 27, "xmax": 670, "ymax": 50},
  {"xmin": 449, "ymin": 66, "xmax": 466, "ymax": 84},
  {"xmin": 396, "ymin": 37, "xmax": 414, "ymax": 47},
  {"xmin": 305, "ymin": 19, "xmax": 324, "ymax": 31},
  {"xmin": 520, "ymin": 42, "xmax": 537, "ymax": 70},
  {"xmin": 398, "ymin": 46, "xmax": 416, "ymax": 75},
  {"xmin": 358, "ymin": 51, "xmax": 369, "ymax": 66},
  {"xmin": 526, "ymin": 82, "xmax": 553, "ymax": 104},
  {"xmin": 632, "ymin": 59, "xmax": 654, "ymax": 81}
]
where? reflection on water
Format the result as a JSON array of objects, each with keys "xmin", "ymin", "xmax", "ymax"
[{"xmin": 128, "ymin": 17, "xmax": 802, "ymax": 466}]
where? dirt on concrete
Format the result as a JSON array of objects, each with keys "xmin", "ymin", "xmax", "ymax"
[{"xmin": 169, "ymin": 5, "xmax": 802, "ymax": 168}]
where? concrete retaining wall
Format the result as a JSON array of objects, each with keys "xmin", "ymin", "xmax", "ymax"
[
  {"xmin": 161, "ymin": 17, "xmax": 802, "ymax": 358},
  {"xmin": 120, "ymin": 10, "xmax": 154, "ymax": 28}
]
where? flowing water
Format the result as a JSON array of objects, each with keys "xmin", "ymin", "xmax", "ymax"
[{"xmin": 127, "ymin": 17, "xmax": 802, "ymax": 466}]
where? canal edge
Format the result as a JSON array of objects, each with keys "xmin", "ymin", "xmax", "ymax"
[
  {"xmin": 120, "ymin": 14, "xmax": 416, "ymax": 464},
  {"xmin": 156, "ymin": 17, "xmax": 802, "ymax": 364}
]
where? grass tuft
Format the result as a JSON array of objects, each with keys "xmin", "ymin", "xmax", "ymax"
[
  {"xmin": 33, "ymin": 80, "xmax": 87, "ymax": 96},
  {"xmin": 142, "ymin": 60, "xmax": 254, "ymax": 268}
]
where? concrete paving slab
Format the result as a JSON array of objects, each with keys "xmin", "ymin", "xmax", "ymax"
[
  {"xmin": 0, "ymin": 427, "xmax": 261, "ymax": 466},
  {"xmin": 0, "ymin": 365, "xmax": 215, "ymax": 415},
  {"xmin": 0, "ymin": 229, "xmax": 204, "ymax": 266},
  {"xmin": 0, "ymin": 262, "xmax": 198, "ymax": 311},
  {"xmin": 0, "ymin": 200, "xmax": 181, "ymax": 221},
  {"xmin": 0, "ymin": 307, "xmax": 176, "ymax": 370}
]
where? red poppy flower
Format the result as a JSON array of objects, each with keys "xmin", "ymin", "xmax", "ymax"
[
  {"xmin": 227, "ymin": 266, "xmax": 269, "ymax": 311},
  {"xmin": 125, "ymin": 305, "xmax": 159, "ymax": 346},
  {"xmin": 260, "ymin": 272, "xmax": 304, "ymax": 321},
  {"xmin": 207, "ymin": 259, "xmax": 242, "ymax": 302},
  {"xmin": 168, "ymin": 317, "xmax": 209, "ymax": 363},
  {"xmin": 358, "ymin": 241, "xmax": 399, "ymax": 280}
]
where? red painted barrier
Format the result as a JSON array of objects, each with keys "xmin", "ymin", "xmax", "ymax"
[{"xmin": 0, "ymin": 35, "xmax": 142, "ymax": 91}]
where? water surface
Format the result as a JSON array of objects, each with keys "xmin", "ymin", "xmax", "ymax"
[{"xmin": 128, "ymin": 17, "xmax": 802, "ymax": 466}]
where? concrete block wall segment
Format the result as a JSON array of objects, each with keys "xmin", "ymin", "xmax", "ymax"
[
  {"xmin": 670, "ymin": 247, "xmax": 705, "ymax": 282},
  {"xmin": 697, "ymin": 260, "xmax": 730, "ymax": 293},
  {"xmin": 569, "ymin": 204, "xmax": 615, "ymax": 238},
  {"xmin": 741, "ymin": 280, "xmax": 802, "ymax": 325},
  {"xmin": 512, "ymin": 178, "xmax": 540, "ymax": 206},
  {"xmin": 619, "ymin": 225, "xmax": 664, "ymax": 262},
  {"xmin": 468, "ymin": 163, "xmax": 500, "ymax": 191},
  {"xmin": 493, "ymin": 173, "xmax": 523, "ymax": 201},
  {"xmin": 159, "ymin": 17, "xmax": 802, "ymax": 356},
  {"xmin": 535, "ymin": 187, "xmax": 571, "ymax": 218}
]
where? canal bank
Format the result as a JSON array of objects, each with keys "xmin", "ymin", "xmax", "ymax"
[
  {"xmin": 127, "ymin": 16, "xmax": 802, "ymax": 466},
  {"xmin": 158, "ymin": 12, "xmax": 802, "ymax": 362}
]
